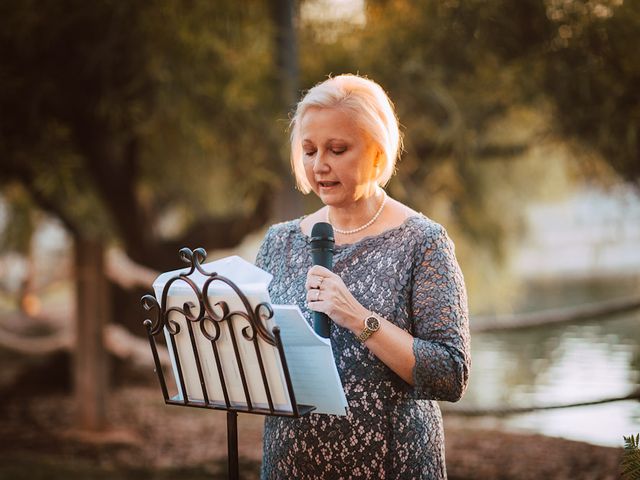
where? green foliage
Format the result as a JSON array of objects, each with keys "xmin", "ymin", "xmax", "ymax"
[
  {"xmin": 538, "ymin": 0, "xmax": 640, "ymax": 185},
  {"xmin": 1, "ymin": 0, "xmax": 638, "ymax": 288},
  {"xmin": 0, "ymin": 185, "xmax": 36, "ymax": 255},
  {"xmin": 137, "ymin": 1, "xmax": 283, "ymax": 217},
  {"xmin": 295, "ymin": 0, "xmax": 639, "ymax": 311},
  {"xmin": 0, "ymin": 0, "xmax": 281, "ymax": 259},
  {"xmin": 300, "ymin": 1, "xmax": 553, "ymax": 261},
  {"xmin": 622, "ymin": 434, "xmax": 640, "ymax": 480}
]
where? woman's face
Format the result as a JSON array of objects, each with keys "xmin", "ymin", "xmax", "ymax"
[{"xmin": 300, "ymin": 107, "xmax": 379, "ymax": 208}]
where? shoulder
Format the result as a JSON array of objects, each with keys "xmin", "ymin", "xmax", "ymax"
[
  {"xmin": 263, "ymin": 217, "xmax": 304, "ymax": 241},
  {"xmin": 385, "ymin": 198, "xmax": 448, "ymax": 244},
  {"xmin": 258, "ymin": 217, "xmax": 306, "ymax": 253},
  {"xmin": 405, "ymin": 215, "xmax": 449, "ymax": 243},
  {"xmin": 255, "ymin": 218, "xmax": 305, "ymax": 269},
  {"xmin": 402, "ymin": 215, "xmax": 458, "ymax": 267}
]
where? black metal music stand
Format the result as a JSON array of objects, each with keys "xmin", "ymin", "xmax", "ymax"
[{"xmin": 141, "ymin": 247, "xmax": 315, "ymax": 479}]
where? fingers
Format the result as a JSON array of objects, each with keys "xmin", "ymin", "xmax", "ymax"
[
  {"xmin": 305, "ymin": 275, "xmax": 325, "ymax": 290},
  {"xmin": 305, "ymin": 267, "xmax": 337, "ymax": 316},
  {"xmin": 308, "ymin": 265, "xmax": 332, "ymax": 276},
  {"xmin": 306, "ymin": 288, "xmax": 323, "ymax": 303},
  {"xmin": 305, "ymin": 269, "xmax": 329, "ymax": 290},
  {"xmin": 307, "ymin": 299, "xmax": 328, "ymax": 314},
  {"xmin": 306, "ymin": 288, "xmax": 329, "ymax": 315}
]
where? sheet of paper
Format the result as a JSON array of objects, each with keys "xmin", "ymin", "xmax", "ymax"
[
  {"xmin": 163, "ymin": 291, "xmax": 292, "ymax": 412},
  {"xmin": 272, "ymin": 305, "xmax": 348, "ymax": 416},
  {"xmin": 152, "ymin": 255, "xmax": 348, "ymax": 417},
  {"xmin": 154, "ymin": 256, "xmax": 291, "ymax": 412}
]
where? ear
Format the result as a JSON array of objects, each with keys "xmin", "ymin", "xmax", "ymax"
[{"xmin": 373, "ymin": 150, "xmax": 381, "ymax": 168}]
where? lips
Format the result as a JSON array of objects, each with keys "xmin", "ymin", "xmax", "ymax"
[{"xmin": 318, "ymin": 181, "xmax": 340, "ymax": 188}]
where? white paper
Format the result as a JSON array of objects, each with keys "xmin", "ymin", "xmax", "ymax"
[
  {"xmin": 272, "ymin": 305, "xmax": 348, "ymax": 415},
  {"xmin": 152, "ymin": 255, "xmax": 347, "ymax": 416},
  {"xmin": 153, "ymin": 256, "xmax": 290, "ymax": 412}
]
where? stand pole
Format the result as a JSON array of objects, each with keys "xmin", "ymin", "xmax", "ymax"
[{"xmin": 227, "ymin": 411, "xmax": 239, "ymax": 480}]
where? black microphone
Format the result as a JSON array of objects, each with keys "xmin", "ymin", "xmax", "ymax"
[{"xmin": 310, "ymin": 222, "xmax": 334, "ymax": 338}]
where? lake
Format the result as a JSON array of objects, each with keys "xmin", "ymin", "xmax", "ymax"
[{"xmin": 455, "ymin": 280, "xmax": 640, "ymax": 447}]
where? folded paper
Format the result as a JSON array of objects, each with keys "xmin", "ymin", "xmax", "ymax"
[{"xmin": 152, "ymin": 255, "xmax": 347, "ymax": 416}]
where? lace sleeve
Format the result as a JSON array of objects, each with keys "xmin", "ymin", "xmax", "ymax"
[
  {"xmin": 255, "ymin": 226, "xmax": 274, "ymax": 272},
  {"xmin": 410, "ymin": 223, "xmax": 470, "ymax": 402}
]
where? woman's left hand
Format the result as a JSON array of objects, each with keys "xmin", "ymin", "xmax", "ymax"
[{"xmin": 305, "ymin": 265, "xmax": 368, "ymax": 333}]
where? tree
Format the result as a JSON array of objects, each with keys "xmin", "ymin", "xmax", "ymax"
[
  {"xmin": 0, "ymin": 0, "xmax": 283, "ymax": 322},
  {"xmin": 537, "ymin": 0, "xmax": 640, "ymax": 184},
  {"xmin": 294, "ymin": 0, "xmax": 638, "ymax": 309},
  {"xmin": 3, "ymin": 0, "xmax": 639, "ymax": 427},
  {"xmin": 0, "ymin": 0, "xmax": 292, "ymax": 430}
]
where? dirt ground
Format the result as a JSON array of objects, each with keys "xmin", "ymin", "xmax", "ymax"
[{"xmin": 0, "ymin": 384, "xmax": 623, "ymax": 479}]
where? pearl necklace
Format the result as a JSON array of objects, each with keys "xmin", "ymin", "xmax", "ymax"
[{"xmin": 327, "ymin": 190, "xmax": 388, "ymax": 235}]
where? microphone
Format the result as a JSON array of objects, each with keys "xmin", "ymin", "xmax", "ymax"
[{"xmin": 310, "ymin": 222, "xmax": 334, "ymax": 338}]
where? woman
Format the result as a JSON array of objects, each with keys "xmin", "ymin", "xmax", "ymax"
[{"xmin": 255, "ymin": 74, "xmax": 470, "ymax": 479}]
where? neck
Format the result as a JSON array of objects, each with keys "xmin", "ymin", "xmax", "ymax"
[{"xmin": 327, "ymin": 188, "xmax": 386, "ymax": 233}]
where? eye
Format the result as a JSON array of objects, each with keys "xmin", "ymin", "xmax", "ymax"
[
  {"xmin": 304, "ymin": 149, "xmax": 317, "ymax": 158},
  {"xmin": 332, "ymin": 148, "xmax": 346, "ymax": 155}
]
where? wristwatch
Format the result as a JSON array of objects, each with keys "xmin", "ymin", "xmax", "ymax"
[{"xmin": 356, "ymin": 313, "xmax": 381, "ymax": 343}]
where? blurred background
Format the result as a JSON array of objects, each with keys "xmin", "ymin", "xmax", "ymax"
[{"xmin": 0, "ymin": 0, "xmax": 638, "ymax": 478}]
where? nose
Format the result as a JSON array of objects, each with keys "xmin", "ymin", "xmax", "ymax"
[{"xmin": 312, "ymin": 151, "xmax": 330, "ymax": 173}]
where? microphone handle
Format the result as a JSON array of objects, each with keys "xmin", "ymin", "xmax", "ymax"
[
  {"xmin": 311, "ymin": 249, "xmax": 333, "ymax": 338},
  {"xmin": 313, "ymin": 311, "xmax": 331, "ymax": 338}
]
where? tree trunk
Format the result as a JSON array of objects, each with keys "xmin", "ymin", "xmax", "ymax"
[
  {"xmin": 270, "ymin": 0, "xmax": 305, "ymax": 222},
  {"xmin": 74, "ymin": 235, "xmax": 109, "ymax": 431},
  {"xmin": 18, "ymin": 233, "xmax": 39, "ymax": 316},
  {"xmin": 270, "ymin": 0, "xmax": 299, "ymax": 111}
]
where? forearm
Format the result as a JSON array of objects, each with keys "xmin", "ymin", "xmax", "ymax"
[
  {"xmin": 305, "ymin": 265, "xmax": 418, "ymax": 385},
  {"xmin": 346, "ymin": 306, "xmax": 417, "ymax": 386}
]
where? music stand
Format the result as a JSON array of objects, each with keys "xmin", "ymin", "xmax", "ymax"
[{"xmin": 141, "ymin": 247, "xmax": 315, "ymax": 479}]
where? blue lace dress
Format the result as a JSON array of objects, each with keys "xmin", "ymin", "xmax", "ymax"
[{"xmin": 255, "ymin": 215, "xmax": 470, "ymax": 479}]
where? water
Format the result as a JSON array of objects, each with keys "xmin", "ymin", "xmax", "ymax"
[{"xmin": 457, "ymin": 303, "xmax": 640, "ymax": 447}]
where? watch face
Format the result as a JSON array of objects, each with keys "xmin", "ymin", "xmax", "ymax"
[{"xmin": 365, "ymin": 316, "xmax": 380, "ymax": 331}]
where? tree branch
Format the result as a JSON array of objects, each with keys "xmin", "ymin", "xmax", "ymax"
[
  {"xmin": 0, "ymin": 321, "xmax": 169, "ymax": 369},
  {"xmin": 5, "ymin": 162, "xmax": 80, "ymax": 237}
]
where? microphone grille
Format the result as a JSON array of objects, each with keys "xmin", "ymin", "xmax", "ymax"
[{"xmin": 310, "ymin": 222, "xmax": 334, "ymax": 243}]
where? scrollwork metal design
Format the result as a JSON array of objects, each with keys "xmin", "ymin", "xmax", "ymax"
[
  {"xmin": 200, "ymin": 315, "xmax": 221, "ymax": 342},
  {"xmin": 140, "ymin": 246, "xmax": 315, "ymax": 425},
  {"xmin": 141, "ymin": 294, "xmax": 162, "ymax": 335},
  {"xmin": 144, "ymin": 247, "xmax": 276, "ymax": 346}
]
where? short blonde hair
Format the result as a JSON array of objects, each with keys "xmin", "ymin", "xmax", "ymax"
[{"xmin": 290, "ymin": 74, "xmax": 402, "ymax": 193}]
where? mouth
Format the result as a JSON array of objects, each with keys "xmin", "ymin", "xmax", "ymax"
[{"xmin": 318, "ymin": 181, "xmax": 340, "ymax": 188}]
